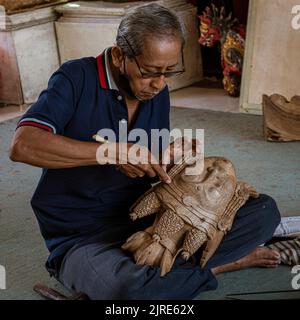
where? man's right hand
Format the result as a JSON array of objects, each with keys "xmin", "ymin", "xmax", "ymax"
[{"xmin": 96, "ymin": 142, "xmax": 171, "ymax": 184}]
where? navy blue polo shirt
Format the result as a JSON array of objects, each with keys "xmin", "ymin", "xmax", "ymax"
[{"xmin": 16, "ymin": 48, "xmax": 170, "ymax": 272}]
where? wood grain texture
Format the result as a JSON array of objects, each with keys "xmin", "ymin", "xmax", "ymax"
[
  {"xmin": 122, "ymin": 156, "xmax": 259, "ymax": 276},
  {"xmin": 263, "ymin": 94, "xmax": 300, "ymax": 142}
]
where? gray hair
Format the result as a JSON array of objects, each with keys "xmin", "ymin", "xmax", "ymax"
[{"xmin": 116, "ymin": 3, "xmax": 185, "ymax": 59}]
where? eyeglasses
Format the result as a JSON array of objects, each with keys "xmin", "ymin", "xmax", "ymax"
[{"xmin": 120, "ymin": 35, "xmax": 185, "ymax": 79}]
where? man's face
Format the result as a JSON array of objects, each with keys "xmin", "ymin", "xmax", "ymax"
[{"xmin": 115, "ymin": 37, "xmax": 182, "ymax": 101}]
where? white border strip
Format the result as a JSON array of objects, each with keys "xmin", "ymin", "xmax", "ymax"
[{"xmin": 19, "ymin": 118, "xmax": 57, "ymax": 134}]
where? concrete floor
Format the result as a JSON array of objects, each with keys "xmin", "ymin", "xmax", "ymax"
[
  {"xmin": 0, "ymin": 85, "xmax": 238, "ymax": 124},
  {"xmin": 170, "ymin": 87, "xmax": 240, "ymax": 113},
  {"xmin": 0, "ymin": 105, "xmax": 299, "ymax": 300},
  {"xmin": 0, "ymin": 105, "xmax": 29, "ymax": 123},
  {"xmin": 0, "ymin": 84, "xmax": 239, "ymax": 122}
]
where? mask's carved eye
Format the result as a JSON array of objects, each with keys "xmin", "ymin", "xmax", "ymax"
[{"xmin": 207, "ymin": 167, "xmax": 213, "ymax": 173}]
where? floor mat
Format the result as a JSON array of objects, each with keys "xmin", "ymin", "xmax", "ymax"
[{"xmin": 1, "ymin": 108, "xmax": 299, "ymax": 299}]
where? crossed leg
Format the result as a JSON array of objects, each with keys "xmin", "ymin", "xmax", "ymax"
[{"xmin": 205, "ymin": 194, "xmax": 281, "ymax": 275}]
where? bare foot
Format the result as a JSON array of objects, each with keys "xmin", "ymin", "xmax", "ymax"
[{"xmin": 211, "ymin": 247, "xmax": 281, "ymax": 275}]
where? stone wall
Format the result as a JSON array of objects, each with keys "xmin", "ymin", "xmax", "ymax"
[
  {"xmin": 55, "ymin": 0, "xmax": 203, "ymax": 91},
  {"xmin": 0, "ymin": 0, "xmax": 66, "ymax": 13},
  {"xmin": 0, "ymin": 6, "xmax": 60, "ymax": 105}
]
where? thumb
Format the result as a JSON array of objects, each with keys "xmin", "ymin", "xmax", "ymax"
[{"xmin": 161, "ymin": 164, "xmax": 167, "ymax": 172}]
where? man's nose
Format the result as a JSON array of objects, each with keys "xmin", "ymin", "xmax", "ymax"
[{"xmin": 150, "ymin": 75, "xmax": 166, "ymax": 91}]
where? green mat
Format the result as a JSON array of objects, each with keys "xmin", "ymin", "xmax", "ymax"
[{"xmin": 0, "ymin": 107, "xmax": 299, "ymax": 300}]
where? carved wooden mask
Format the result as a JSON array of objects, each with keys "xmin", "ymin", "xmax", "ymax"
[{"xmin": 122, "ymin": 156, "xmax": 259, "ymax": 276}]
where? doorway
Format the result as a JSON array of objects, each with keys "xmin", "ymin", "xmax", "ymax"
[
  {"xmin": 170, "ymin": 0, "xmax": 250, "ymax": 113},
  {"xmin": 196, "ymin": 0, "xmax": 249, "ymax": 80}
]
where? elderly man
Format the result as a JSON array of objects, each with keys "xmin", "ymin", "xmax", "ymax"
[{"xmin": 10, "ymin": 4, "xmax": 280, "ymax": 299}]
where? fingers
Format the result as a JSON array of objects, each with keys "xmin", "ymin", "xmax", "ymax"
[
  {"xmin": 117, "ymin": 164, "xmax": 145, "ymax": 178},
  {"xmin": 161, "ymin": 164, "xmax": 167, "ymax": 172},
  {"xmin": 163, "ymin": 137, "xmax": 201, "ymax": 167},
  {"xmin": 151, "ymin": 163, "xmax": 171, "ymax": 184},
  {"xmin": 117, "ymin": 166, "xmax": 137, "ymax": 178},
  {"xmin": 118, "ymin": 163, "xmax": 171, "ymax": 183},
  {"xmin": 138, "ymin": 164, "xmax": 157, "ymax": 178},
  {"xmin": 116, "ymin": 143, "xmax": 171, "ymax": 183},
  {"xmin": 129, "ymin": 146, "xmax": 171, "ymax": 183}
]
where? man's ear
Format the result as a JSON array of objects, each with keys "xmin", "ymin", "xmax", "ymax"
[{"xmin": 111, "ymin": 46, "xmax": 124, "ymax": 68}]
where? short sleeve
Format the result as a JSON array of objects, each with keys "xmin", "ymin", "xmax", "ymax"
[{"xmin": 16, "ymin": 61, "xmax": 84, "ymax": 135}]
